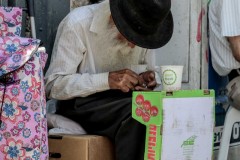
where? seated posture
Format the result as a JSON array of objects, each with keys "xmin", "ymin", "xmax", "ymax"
[{"xmin": 45, "ymin": 0, "xmax": 173, "ymax": 159}]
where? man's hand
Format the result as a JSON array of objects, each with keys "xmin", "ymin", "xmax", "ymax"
[
  {"xmin": 228, "ymin": 36, "xmax": 240, "ymax": 62},
  {"xmin": 226, "ymin": 76, "xmax": 240, "ymax": 110},
  {"xmin": 135, "ymin": 71, "xmax": 157, "ymax": 91},
  {"xmin": 108, "ymin": 69, "xmax": 142, "ymax": 92}
]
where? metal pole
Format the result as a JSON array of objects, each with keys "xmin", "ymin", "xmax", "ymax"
[{"xmin": 27, "ymin": 0, "xmax": 36, "ymax": 39}]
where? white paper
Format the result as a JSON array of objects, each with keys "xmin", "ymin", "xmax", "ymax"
[{"xmin": 161, "ymin": 97, "xmax": 214, "ymax": 160}]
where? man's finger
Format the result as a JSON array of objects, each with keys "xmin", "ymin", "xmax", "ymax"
[
  {"xmin": 121, "ymin": 86, "xmax": 130, "ymax": 92},
  {"xmin": 135, "ymin": 86, "xmax": 152, "ymax": 91},
  {"xmin": 147, "ymin": 81, "xmax": 157, "ymax": 88},
  {"xmin": 123, "ymin": 73, "xmax": 140, "ymax": 86},
  {"xmin": 126, "ymin": 82, "xmax": 135, "ymax": 90}
]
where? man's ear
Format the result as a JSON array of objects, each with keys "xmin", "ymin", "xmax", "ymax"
[{"xmin": 109, "ymin": 15, "xmax": 115, "ymax": 27}]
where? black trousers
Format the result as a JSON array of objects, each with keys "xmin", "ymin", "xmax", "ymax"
[{"xmin": 56, "ymin": 90, "xmax": 146, "ymax": 160}]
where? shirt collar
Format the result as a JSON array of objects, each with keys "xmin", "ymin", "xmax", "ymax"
[{"xmin": 90, "ymin": 0, "xmax": 110, "ymax": 34}]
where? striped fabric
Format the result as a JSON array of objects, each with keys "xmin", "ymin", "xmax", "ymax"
[
  {"xmin": 209, "ymin": 0, "xmax": 240, "ymax": 76},
  {"xmin": 44, "ymin": 1, "xmax": 158, "ymax": 99}
]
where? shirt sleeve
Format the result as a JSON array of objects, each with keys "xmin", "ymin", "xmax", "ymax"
[
  {"xmin": 221, "ymin": 0, "xmax": 240, "ymax": 36},
  {"xmin": 44, "ymin": 17, "xmax": 109, "ymax": 100}
]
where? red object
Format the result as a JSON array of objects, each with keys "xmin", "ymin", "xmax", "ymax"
[
  {"xmin": 150, "ymin": 106, "xmax": 158, "ymax": 117},
  {"xmin": 136, "ymin": 107, "xmax": 143, "ymax": 116},
  {"xmin": 136, "ymin": 94, "xmax": 144, "ymax": 105},
  {"xmin": 143, "ymin": 100, "xmax": 151, "ymax": 111}
]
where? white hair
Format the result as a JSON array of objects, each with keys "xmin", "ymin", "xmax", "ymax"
[{"xmin": 94, "ymin": 18, "xmax": 141, "ymax": 72}]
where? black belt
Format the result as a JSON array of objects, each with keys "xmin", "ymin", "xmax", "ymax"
[{"xmin": 228, "ymin": 69, "xmax": 240, "ymax": 81}]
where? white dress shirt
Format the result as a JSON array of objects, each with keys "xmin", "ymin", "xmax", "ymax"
[
  {"xmin": 45, "ymin": 1, "xmax": 157, "ymax": 99},
  {"xmin": 209, "ymin": 0, "xmax": 240, "ymax": 76}
]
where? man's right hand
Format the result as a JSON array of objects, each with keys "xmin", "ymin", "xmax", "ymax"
[{"xmin": 109, "ymin": 69, "xmax": 142, "ymax": 92}]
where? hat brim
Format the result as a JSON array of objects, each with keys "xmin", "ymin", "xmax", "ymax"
[{"xmin": 110, "ymin": 0, "xmax": 174, "ymax": 49}]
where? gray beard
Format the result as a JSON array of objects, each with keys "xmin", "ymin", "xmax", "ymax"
[
  {"xmin": 96, "ymin": 24, "xmax": 141, "ymax": 72},
  {"xmin": 102, "ymin": 24, "xmax": 134, "ymax": 55}
]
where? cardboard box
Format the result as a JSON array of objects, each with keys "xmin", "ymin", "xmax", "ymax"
[
  {"xmin": 132, "ymin": 90, "xmax": 215, "ymax": 160},
  {"xmin": 48, "ymin": 135, "xmax": 115, "ymax": 160}
]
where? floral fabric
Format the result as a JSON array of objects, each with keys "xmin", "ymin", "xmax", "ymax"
[
  {"xmin": 0, "ymin": 7, "xmax": 22, "ymax": 37},
  {"xmin": 0, "ymin": 36, "xmax": 48, "ymax": 160}
]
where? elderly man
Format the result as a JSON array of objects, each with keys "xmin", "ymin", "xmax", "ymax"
[
  {"xmin": 45, "ymin": 0, "xmax": 173, "ymax": 159},
  {"xmin": 209, "ymin": 0, "xmax": 240, "ymax": 159},
  {"xmin": 209, "ymin": 0, "xmax": 240, "ymax": 110}
]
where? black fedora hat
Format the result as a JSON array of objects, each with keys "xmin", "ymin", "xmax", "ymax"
[{"xmin": 109, "ymin": 0, "xmax": 174, "ymax": 49}]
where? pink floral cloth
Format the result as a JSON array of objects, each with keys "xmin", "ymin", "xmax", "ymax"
[
  {"xmin": 0, "ymin": 36, "xmax": 48, "ymax": 160},
  {"xmin": 0, "ymin": 7, "xmax": 22, "ymax": 37}
]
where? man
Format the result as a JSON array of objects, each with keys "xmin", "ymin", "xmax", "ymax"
[
  {"xmin": 209, "ymin": 0, "xmax": 240, "ymax": 109},
  {"xmin": 209, "ymin": 0, "xmax": 240, "ymax": 159},
  {"xmin": 45, "ymin": 0, "xmax": 173, "ymax": 159}
]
